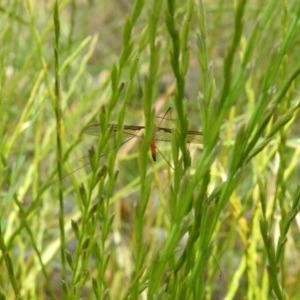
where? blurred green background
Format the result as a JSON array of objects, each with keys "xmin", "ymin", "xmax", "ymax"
[{"xmin": 1, "ymin": 1, "xmax": 300, "ymax": 299}]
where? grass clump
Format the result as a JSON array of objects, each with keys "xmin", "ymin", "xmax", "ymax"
[{"xmin": 1, "ymin": 0, "xmax": 300, "ymax": 299}]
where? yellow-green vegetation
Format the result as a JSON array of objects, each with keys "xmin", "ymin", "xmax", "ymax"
[{"xmin": 1, "ymin": 0, "xmax": 300, "ymax": 299}]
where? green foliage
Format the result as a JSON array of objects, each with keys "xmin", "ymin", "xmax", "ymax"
[{"xmin": 1, "ymin": 0, "xmax": 300, "ymax": 299}]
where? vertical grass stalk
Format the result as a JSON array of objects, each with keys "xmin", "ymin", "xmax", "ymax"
[{"xmin": 53, "ymin": 0, "xmax": 66, "ymax": 287}]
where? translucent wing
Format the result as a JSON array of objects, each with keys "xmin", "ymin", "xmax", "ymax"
[
  {"xmin": 84, "ymin": 124, "xmax": 145, "ymax": 138},
  {"xmin": 85, "ymin": 124, "xmax": 203, "ymax": 144},
  {"xmin": 155, "ymin": 127, "xmax": 203, "ymax": 144}
]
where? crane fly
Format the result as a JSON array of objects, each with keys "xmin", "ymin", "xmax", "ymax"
[
  {"xmin": 49, "ymin": 109, "xmax": 202, "ymax": 185},
  {"xmin": 84, "ymin": 108, "xmax": 203, "ymax": 162}
]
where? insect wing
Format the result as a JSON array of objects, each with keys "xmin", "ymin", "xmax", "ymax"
[
  {"xmin": 122, "ymin": 125, "xmax": 145, "ymax": 138},
  {"xmin": 186, "ymin": 130, "xmax": 203, "ymax": 144},
  {"xmin": 155, "ymin": 127, "xmax": 203, "ymax": 144},
  {"xmin": 83, "ymin": 124, "xmax": 115, "ymax": 136},
  {"xmin": 84, "ymin": 124, "xmax": 145, "ymax": 140}
]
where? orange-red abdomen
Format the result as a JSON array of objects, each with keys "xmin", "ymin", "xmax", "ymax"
[{"xmin": 150, "ymin": 139, "xmax": 157, "ymax": 161}]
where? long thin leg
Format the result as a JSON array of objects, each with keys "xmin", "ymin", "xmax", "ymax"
[
  {"xmin": 157, "ymin": 107, "xmax": 172, "ymax": 127},
  {"xmin": 156, "ymin": 146, "xmax": 174, "ymax": 170}
]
